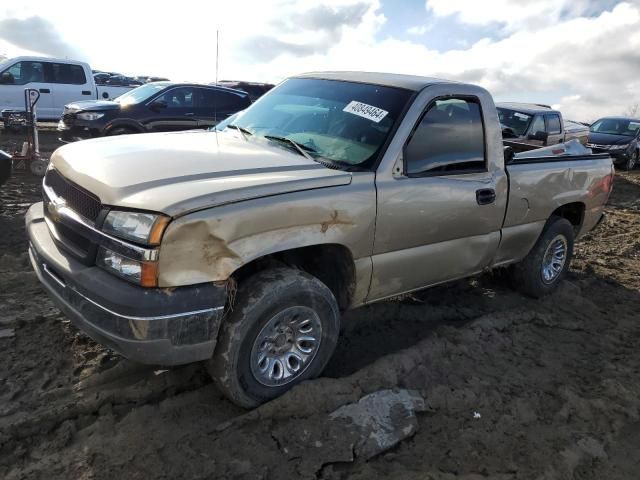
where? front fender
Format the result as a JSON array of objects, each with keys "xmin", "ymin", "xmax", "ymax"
[{"xmin": 156, "ymin": 177, "xmax": 376, "ymax": 287}]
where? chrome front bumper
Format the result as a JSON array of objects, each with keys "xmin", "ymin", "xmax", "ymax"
[{"xmin": 27, "ymin": 202, "xmax": 227, "ymax": 366}]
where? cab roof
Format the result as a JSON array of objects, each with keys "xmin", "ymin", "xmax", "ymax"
[
  {"xmin": 295, "ymin": 71, "xmax": 460, "ymax": 92},
  {"xmin": 496, "ymin": 102, "xmax": 559, "ymax": 114}
]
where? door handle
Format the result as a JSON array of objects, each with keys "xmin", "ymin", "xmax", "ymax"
[
  {"xmin": 39, "ymin": 88, "xmax": 50, "ymax": 94},
  {"xmin": 81, "ymin": 90, "xmax": 91, "ymax": 95},
  {"xmin": 184, "ymin": 112, "xmax": 195, "ymax": 116},
  {"xmin": 476, "ymin": 188, "xmax": 496, "ymax": 205}
]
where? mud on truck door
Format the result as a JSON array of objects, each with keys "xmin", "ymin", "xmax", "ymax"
[{"xmin": 370, "ymin": 91, "xmax": 507, "ymax": 300}]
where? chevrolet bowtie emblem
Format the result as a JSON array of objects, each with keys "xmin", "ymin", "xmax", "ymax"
[{"xmin": 47, "ymin": 197, "xmax": 66, "ymax": 222}]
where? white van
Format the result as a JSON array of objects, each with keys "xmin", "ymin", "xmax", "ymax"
[{"xmin": 0, "ymin": 57, "xmax": 135, "ymax": 120}]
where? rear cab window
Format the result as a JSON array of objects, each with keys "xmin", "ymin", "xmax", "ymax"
[
  {"xmin": 48, "ymin": 63, "xmax": 87, "ymax": 85},
  {"xmin": 545, "ymin": 114, "xmax": 561, "ymax": 134},
  {"xmin": 404, "ymin": 97, "xmax": 486, "ymax": 176}
]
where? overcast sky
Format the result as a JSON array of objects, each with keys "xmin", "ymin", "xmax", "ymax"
[{"xmin": 0, "ymin": 0, "xmax": 639, "ymax": 121}]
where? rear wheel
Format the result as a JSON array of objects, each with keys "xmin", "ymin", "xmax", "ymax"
[
  {"xmin": 511, "ymin": 216, "xmax": 574, "ymax": 298},
  {"xmin": 208, "ymin": 267, "xmax": 340, "ymax": 408}
]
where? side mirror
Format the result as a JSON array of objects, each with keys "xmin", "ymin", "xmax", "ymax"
[
  {"xmin": 503, "ymin": 146, "xmax": 515, "ymax": 164},
  {"xmin": 0, "ymin": 72, "xmax": 13, "ymax": 85},
  {"xmin": 150, "ymin": 100, "xmax": 167, "ymax": 111},
  {"xmin": 501, "ymin": 126, "xmax": 516, "ymax": 138},
  {"xmin": 528, "ymin": 130, "xmax": 548, "ymax": 142}
]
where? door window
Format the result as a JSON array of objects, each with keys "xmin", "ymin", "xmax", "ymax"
[
  {"xmin": 200, "ymin": 89, "xmax": 248, "ymax": 111},
  {"xmin": 48, "ymin": 63, "xmax": 87, "ymax": 85},
  {"xmin": 157, "ymin": 87, "xmax": 196, "ymax": 108},
  {"xmin": 529, "ymin": 115, "xmax": 546, "ymax": 134},
  {"xmin": 545, "ymin": 114, "xmax": 561, "ymax": 134},
  {"xmin": 1, "ymin": 61, "xmax": 45, "ymax": 85},
  {"xmin": 405, "ymin": 97, "xmax": 486, "ymax": 175}
]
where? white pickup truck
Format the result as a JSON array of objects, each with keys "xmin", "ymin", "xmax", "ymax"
[{"xmin": 0, "ymin": 57, "xmax": 134, "ymax": 121}]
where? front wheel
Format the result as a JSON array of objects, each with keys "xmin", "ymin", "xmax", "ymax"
[
  {"xmin": 107, "ymin": 126, "xmax": 139, "ymax": 136},
  {"xmin": 208, "ymin": 268, "xmax": 340, "ymax": 408},
  {"xmin": 511, "ymin": 216, "xmax": 575, "ymax": 298},
  {"xmin": 624, "ymin": 150, "xmax": 638, "ymax": 171}
]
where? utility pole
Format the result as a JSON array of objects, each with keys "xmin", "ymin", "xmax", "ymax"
[{"xmin": 216, "ymin": 30, "xmax": 219, "ymax": 86}]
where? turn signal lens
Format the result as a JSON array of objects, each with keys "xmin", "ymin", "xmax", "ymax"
[
  {"xmin": 149, "ymin": 216, "xmax": 170, "ymax": 245},
  {"xmin": 97, "ymin": 247, "xmax": 158, "ymax": 287}
]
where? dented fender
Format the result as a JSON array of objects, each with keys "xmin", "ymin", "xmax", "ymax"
[{"xmin": 157, "ymin": 174, "xmax": 377, "ymax": 304}]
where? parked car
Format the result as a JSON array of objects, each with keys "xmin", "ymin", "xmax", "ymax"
[
  {"xmin": 93, "ymin": 72, "xmax": 111, "ymax": 85},
  {"xmin": 214, "ymin": 80, "xmax": 275, "ymax": 101},
  {"xmin": 135, "ymin": 75, "xmax": 170, "ymax": 84},
  {"xmin": 28, "ymin": 72, "xmax": 613, "ymax": 408},
  {"xmin": 105, "ymin": 74, "xmax": 142, "ymax": 87},
  {"xmin": 0, "ymin": 57, "xmax": 135, "ymax": 120},
  {"xmin": 57, "ymin": 82, "xmax": 251, "ymax": 142},
  {"xmin": 586, "ymin": 117, "xmax": 640, "ymax": 170},
  {"xmin": 497, "ymin": 102, "xmax": 589, "ymax": 153}
]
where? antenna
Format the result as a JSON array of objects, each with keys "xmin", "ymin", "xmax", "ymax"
[{"xmin": 215, "ymin": 30, "xmax": 219, "ymax": 86}]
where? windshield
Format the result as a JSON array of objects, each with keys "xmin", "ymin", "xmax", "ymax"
[
  {"xmin": 497, "ymin": 108, "xmax": 532, "ymax": 136},
  {"xmin": 222, "ymin": 78, "xmax": 413, "ymax": 168},
  {"xmin": 590, "ymin": 118, "xmax": 640, "ymax": 137},
  {"xmin": 114, "ymin": 83, "xmax": 169, "ymax": 105}
]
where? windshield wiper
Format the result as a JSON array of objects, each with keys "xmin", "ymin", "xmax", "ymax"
[
  {"xmin": 263, "ymin": 135, "xmax": 315, "ymax": 160},
  {"xmin": 226, "ymin": 124, "xmax": 253, "ymax": 140}
]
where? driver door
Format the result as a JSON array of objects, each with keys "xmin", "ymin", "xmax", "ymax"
[{"xmin": 370, "ymin": 95, "xmax": 505, "ymax": 300}]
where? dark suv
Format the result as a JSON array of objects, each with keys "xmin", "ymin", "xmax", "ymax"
[
  {"xmin": 587, "ymin": 117, "xmax": 640, "ymax": 170},
  {"xmin": 58, "ymin": 82, "xmax": 251, "ymax": 142}
]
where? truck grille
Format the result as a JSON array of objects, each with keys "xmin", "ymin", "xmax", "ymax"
[{"xmin": 44, "ymin": 169, "xmax": 102, "ymax": 222}]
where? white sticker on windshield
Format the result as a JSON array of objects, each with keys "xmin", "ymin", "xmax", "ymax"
[
  {"xmin": 514, "ymin": 112, "xmax": 529, "ymax": 119},
  {"xmin": 343, "ymin": 101, "xmax": 389, "ymax": 123}
]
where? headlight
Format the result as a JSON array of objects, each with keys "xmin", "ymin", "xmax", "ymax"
[
  {"xmin": 102, "ymin": 210, "xmax": 170, "ymax": 245},
  {"xmin": 610, "ymin": 144, "xmax": 629, "ymax": 150},
  {"xmin": 77, "ymin": 112, "xmax": 105, "ymax": 121},
  {"xmin": 97, "ymin": 247, "xmax": 158, "ymax": 286}
]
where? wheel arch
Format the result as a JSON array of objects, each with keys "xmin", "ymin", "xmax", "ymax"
[
  {"xmin": 104, "ymin": 119, "xmax": 145, "ymax": 135},
  {"xmin": 549, "ymin": 202, "xmax": 585, "ymax": 233},
  {"xmin": 229, "ymin": 243, "xmax": 357, "ymax": 311}
]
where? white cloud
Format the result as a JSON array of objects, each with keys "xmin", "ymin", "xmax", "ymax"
[
  {"xmin": 407, "ymin": 25, "xmax": 428, "ymax": 35},
  {"xmin": 0, "ymin": 1, "xmax": 639, "ymax": 120},
  {"xmin": 425, "ymin": 0, "xmax": 625, "ymax": 31}
]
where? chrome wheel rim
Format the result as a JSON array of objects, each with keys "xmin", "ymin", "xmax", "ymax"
[
  {"xmin": 541, "ymin": 235, "xmax": 568, "ymax": 284},
  {"xmin": 250, "ymin": 306, "xmax": 322, "ymax": 387}
]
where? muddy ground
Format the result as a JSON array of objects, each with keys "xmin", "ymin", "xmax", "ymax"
[{"xmin": 1, "ymin": 129, "xmax": 640, "ymax": 479}]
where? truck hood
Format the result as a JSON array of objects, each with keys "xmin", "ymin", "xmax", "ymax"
[
  {"xmin": 50, "ymin": 130, "xmax": 352, "ymax": 217},
  {"xmin": 588, "ymin": 132, "xmax": 634, "ymax": 146},
  {"xmin": 65, "ymin": 99, "xmax": 121, "ymax": 112}
]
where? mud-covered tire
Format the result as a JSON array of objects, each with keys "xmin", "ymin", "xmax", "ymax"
[
  {"xmin": 208, "ymin": 268, "xmax": 340, "ymax": 408},
  {"xmin": 29, "ymin": 159, "xmax": 47, "ymax": 177},
  {"xmin": 512, "ymin": 216, "xmax": 575, "ymax": 298}
]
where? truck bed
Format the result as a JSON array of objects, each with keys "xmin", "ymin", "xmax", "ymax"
[{"xmin": 493, "ymin": 151, "xmax": 613, "ymax": 266}]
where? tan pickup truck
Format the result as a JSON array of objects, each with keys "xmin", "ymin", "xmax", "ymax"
[{"xmin": 27, "ymin": 72, "xmax": 614, "ymax": 407}]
